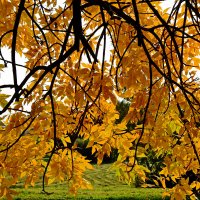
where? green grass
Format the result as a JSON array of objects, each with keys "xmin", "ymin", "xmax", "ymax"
[{"xmin": 11, "ymin": 164, "xmax": 165, "ymax": 200}]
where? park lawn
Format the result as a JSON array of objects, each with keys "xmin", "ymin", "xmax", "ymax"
[{"xmin": 12, "ymin": 164, "xmax": 166, "ymax": 200}]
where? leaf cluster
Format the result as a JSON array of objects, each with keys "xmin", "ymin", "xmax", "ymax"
[{"xmin": 0, "ymin": 0, "xmax": 200, "ymax": 199}]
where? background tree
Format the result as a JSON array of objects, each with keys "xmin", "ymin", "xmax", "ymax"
[{"xmin": 0, "ymin": 0, "xmax": 200, "ymax": 199}]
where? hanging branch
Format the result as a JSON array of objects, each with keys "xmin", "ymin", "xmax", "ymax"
[{"xmin": 11, "ymin": 0, "xmax": 26, "ymax": 101}]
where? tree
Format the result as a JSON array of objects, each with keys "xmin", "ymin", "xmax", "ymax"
[{"xmin": 0, "ymin": 0, "xmax": 200, "ymax": 199}]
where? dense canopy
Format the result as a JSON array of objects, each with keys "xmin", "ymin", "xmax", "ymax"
[{"xmin": 0, "ymin": 0, "xmax": 200, "ymax": 199}]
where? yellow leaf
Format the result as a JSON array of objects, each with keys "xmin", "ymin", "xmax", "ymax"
[
  {"xmin": 160, "ymin": 177, "xmax": 166, "ymax": 189},
  {"xmin": 0, "ymin": 64, "xmax": 4, "ymax": 71},
  {"xmin": 104, "ymin": 143, "xmax": 111, "ymax": 155},
  {"xmin": 97, "ymin": 152, "xmax": 103, "ymax": 165},
  {"xmin": 47, "ymin": 177, "xmax": 55, "ymax": 185},
  {"xmin": 160, "ymin": 167, "xmax": 168, "ymax": 177},
  {"xmin": 153, "ymin": 179, "xmax": 159, "ymax": 186},
  {"xmin": 20, "ymin": 171, "xmax": 27, "ymax": 178},
  {"xmin": 137, "ymin": 153, "xmax": 146, "ymax": 158},
  {"xmin": 0, "ymin": 94, "xmax": 9, "ymax": 108},
  {"xmin": 32, "ymin": 159, "xmax": 37, "ymax": 166},
  {"xmin": 64, "ymin": 136, "xmax": 71, "ymax": 143},
  {"xmin": 171, "ymin": 176, "xmax": 177, "ymax": 183},
  {"xmin": 92, "ymin": 145, "xmax": 97, "ymax": 154},
  {"xmin": 91, "ymin": 125, "xmax": 99, "ymax": 133},
  {"xmin": 87, "ymin": 140, "xmax": 94, "ymax": 148},
  {"xmin": 162, "ymin": 191, "xmax": 171, "ymax": 198}
]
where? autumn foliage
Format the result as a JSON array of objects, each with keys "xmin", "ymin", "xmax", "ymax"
[{"xmin": 0, "ymin": 0, "xmax": 200, "ymax": 199}]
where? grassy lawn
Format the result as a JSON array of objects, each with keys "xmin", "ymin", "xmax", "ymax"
[{"xmin": 12, "ymin": 164, "xmax": 166, "ymax": 200}]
